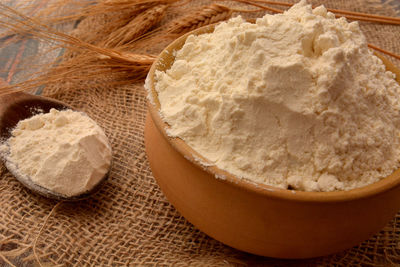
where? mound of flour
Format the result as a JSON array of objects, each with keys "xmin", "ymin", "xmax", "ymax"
[
  {"xmin": 151, "ymin": 0, "xmax": 400, "ymax": 191},
  {"xmin": 0, "ymin": 109, "xmax": 112, "ymax": 197}
]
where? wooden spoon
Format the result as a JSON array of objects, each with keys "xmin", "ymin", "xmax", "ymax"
[{"xmin": 0, "ymin": 91, "xmax": 109, "ymax": 201}]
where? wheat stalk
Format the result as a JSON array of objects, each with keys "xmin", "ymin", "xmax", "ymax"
[
  {"xmin": 166, "ymin": 4, "xmax": 233, "ymax": 34},
  {"xmin": 67, "ymin": 2, "xmax": 174, "ymax": 46},
  {"xmin": 0, "ymin": 3, "xmax": 157, "ymax": 95},
  {"xmin": 0, "ymin": 51, "xmax": 156, "ymax": 96},
  {"xmin": 113, "ymin": 3, "xmax": 234, "ymax": 53},
  {"xmin": 102, "ymin": 4, "xmax": 168, "ymax": 48},
  {"xmin": 97, "ymin": 52, "xmax": 156, "ymax": 65},
  {"xmin": 0, "ymin": 3, "xmax": 154, "ymax": 64},
  {"xmin": 36, "ymin": 0, "xmax": 173, "ymax": 24},
  {"xmin": 72, "ymin": 8, "xmax": 146, "ymax": 45}
]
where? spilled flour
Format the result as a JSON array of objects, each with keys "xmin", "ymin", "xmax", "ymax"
[{"xmin": 150, "ymin": 0, "xmax": 400, "ymax": 191}]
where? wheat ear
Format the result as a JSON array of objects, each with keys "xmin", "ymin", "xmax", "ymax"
[
  {"xmin": 166, "ymin": 4, "xmax": 233, "ymax": 34},
  {"xmin": 102, "ymin": 4, "xmax": 168, "ymax": 48}
]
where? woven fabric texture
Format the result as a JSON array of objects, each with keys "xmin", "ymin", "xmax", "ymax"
[{"xmin": 1, "ymin": 0, "xmax": 400, "ymax": 266}]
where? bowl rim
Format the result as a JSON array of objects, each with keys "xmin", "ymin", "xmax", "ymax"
[{"xmin": 145, "ymin": 22, "xmax": 400, "ymax": 203}]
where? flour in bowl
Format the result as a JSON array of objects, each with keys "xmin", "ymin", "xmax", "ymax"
[{"xmin": 150, "ymin": 0, "xmax": 400, "ymax": 191}]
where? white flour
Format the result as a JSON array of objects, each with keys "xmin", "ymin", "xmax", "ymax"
[
  {"xmin": 0, "ymin": 109, "xmax": 112, "ymax": 197},
  {"xmin": 151, "ymin": 0, "xmax": 400, "ymax": 191}
]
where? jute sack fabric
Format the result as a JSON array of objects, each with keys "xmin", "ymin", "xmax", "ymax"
[{"xmin": 1, "ymin": 0, "xmax": 400, "ymax": 266}]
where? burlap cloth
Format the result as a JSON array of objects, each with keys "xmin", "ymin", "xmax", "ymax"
[{"xmin": 1, "ymin": 0, "xmax": 400, "ymax": 266}]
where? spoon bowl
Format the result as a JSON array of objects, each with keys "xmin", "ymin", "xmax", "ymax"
[{"xmin": 0, "ymin": 91, "xmax": 109, "ymax": 201}]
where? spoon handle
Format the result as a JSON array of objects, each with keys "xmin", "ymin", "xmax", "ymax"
[{"xmin": 0, "ymin": 91, "xmax": 31, "ymax": 118}]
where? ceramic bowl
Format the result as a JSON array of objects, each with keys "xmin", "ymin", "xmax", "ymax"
[{"xmin": 144, "ymin": 23, "xmax": 400, "ymax": 259}]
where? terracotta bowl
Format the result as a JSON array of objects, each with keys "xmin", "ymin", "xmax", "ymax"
[{"xmin": 144, "ymin": 24, "xmax": 400, "ymax": 259}]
